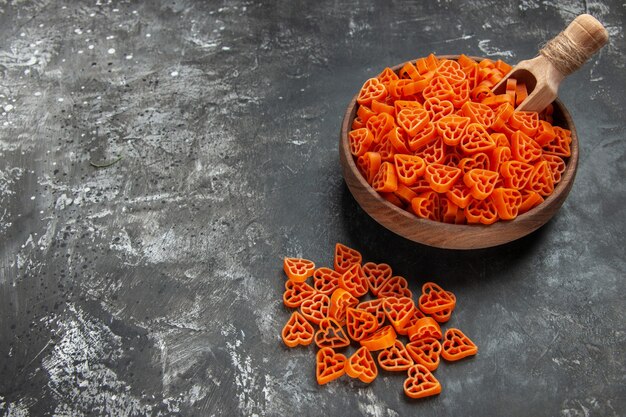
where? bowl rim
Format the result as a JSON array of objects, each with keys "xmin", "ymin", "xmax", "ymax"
[{"xmin": 339, "ymin": 55, "xmax": 579, "ymax": 249}]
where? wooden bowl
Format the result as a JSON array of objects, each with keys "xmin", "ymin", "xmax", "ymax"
[{"xmin": 339, "ymin": 56, "xmax": 578, "ymax": 250}]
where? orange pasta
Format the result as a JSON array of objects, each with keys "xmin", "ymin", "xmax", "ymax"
[
  {"xmin": 280, "ymin": 244, "xmax": 477, "ymax": 396},
  {"xmin": 316, "ymin": 347, "xmax": 347, "ymax": 385},
  {"xmin": 349, "ymin": 55, "xmax": 570, "ymax": 224}
]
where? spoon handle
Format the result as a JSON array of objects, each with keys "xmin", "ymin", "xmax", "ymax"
[{"xmin": 539, "ymin": 14, "xmax": 608, "ymax": 77}]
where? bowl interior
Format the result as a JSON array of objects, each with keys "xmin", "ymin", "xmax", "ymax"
[{"xmin": 339, "ymin": 56, "xmax": 578, "ymax": 250}]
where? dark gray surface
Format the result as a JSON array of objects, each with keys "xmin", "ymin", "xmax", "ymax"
[{"xmin": 0, "ymin": 1, "xmax": 624, "ymax": 416}]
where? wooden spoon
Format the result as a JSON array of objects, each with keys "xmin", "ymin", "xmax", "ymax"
[{"xmin": 493, "ymin": 14, "xmax": 608, "ymax": 112}]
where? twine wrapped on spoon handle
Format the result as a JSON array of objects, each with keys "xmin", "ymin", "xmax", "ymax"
[
  {"xmin": 539, "ymin": 14, "xmax": 608, "ymax": 76},
  {"xmin": 540, "ymin": 32, "xmax": 593, "ymax": 76}
]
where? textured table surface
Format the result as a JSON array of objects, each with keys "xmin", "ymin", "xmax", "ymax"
[{"xmin": 0, "ymin": 1, "xmax": 625, "ymax": 416}]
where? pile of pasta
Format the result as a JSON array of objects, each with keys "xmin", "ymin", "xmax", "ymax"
[{"xmin": 282, "ymin": 243, "xmax": 477, "ymax": 399}]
